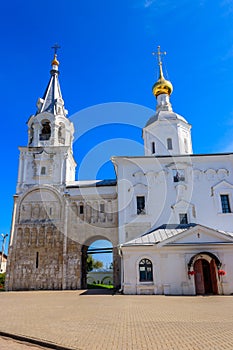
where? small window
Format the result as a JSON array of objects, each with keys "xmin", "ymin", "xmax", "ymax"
[
  {"xmin": 179, "ymin": 213, "xmax": 188, "ymax": 224},
  {"xmin": 41, "ymin": 166, "xmax": 46, "ymax": 175},
  {"xmin": 220, "ymin": 195, "xmax": 231, "ymax": 213},
  {"xmin": 167, "ymin": 138, "xmax": 173, "ymax": 150},
  {"xmin": 173, "ymin": 169, "xmax": 185, "ymax": 182},
  {"xmin": 100, "ymin": 203, "xmax": 105, "ymax": 213},
  {"xmin": 137, "ymin": 196, "xmax": 145, "ymax": 215},
  {"xmin": 151, "ymin": 142, "xmax": 155, "ymax": 154},
  {"xmin": 139, "ymin": 258, "xmax": 153, "ymax": 282},
  {"xmin": 36, "ymin": 252, "xmax": 39, "ymax": 269},
  {"xmin": 80, "ymin": 205, "xmax": 84, "ymax": 214},
  {"xmin": 49, "ymin": 207, "xmax": 53, "ymax": 215}
]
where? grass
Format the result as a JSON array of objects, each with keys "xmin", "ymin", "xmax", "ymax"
[{"xmin": 87, "ymin": 283, "xmax": 114, "ymax": 290}]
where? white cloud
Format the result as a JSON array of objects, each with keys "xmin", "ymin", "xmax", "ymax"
[{"xmin": 144, "ymin": 0, "xmax": 156, "ymax": 8}]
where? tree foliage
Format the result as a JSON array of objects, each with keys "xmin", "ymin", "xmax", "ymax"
[{"xmin": 87, "ymin": 254, "xmax": 103, "ymax": 272}]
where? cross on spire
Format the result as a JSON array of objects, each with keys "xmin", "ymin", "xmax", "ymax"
[
  {"xmin": 51, "ymin": 43, "xmax": 61, "ymax": 55},
  {"xmin": 152, "ymin": 45, "xmax": 166, "ymax": 66}
]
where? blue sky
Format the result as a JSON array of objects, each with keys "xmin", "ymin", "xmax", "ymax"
[{"xmin": 1, "ymin": 0, "xmax": 233, "ymax": 259}]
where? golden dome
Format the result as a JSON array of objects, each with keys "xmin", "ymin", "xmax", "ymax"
[
  {"xmin": 51, "ymin": 54, "xmax": 59, "ymax": 66},
  {"xmin": 152, "ymin": 64, "xmax": 173, "ymax": 97}
]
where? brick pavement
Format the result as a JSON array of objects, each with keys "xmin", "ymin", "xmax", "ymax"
[
  {"xmin": 0, "ymin": 336, "xmax": 47, "ymax": 350},
  {"xmin": 0, "ymin": 291, "xmax": 233, "ymax": 350}
]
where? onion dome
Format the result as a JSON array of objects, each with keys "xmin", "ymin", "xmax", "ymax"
[
  {"xmin": 51, "ymin": 53, "xmax": 59, "ymax": 66},
  {"xmin": 152, "ymin": 63, "xmax": 173, "ymax": 97},
  {"xmin": 152, "ymin": 46, "xmax": 173, "ymax": 98}
]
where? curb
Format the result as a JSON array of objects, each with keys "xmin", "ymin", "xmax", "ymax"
[{"xmin": 0, "ymin": 331, "xmax": 78, "ymax": 350}]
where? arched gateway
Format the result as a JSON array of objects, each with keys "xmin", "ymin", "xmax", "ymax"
[{"xmin": 189, "ymin": 252, "xmax": 221, "ymax": 295}]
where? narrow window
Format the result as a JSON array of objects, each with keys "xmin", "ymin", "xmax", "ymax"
[
  {"xmin": 137, "ymin": 196, "xmax": 145, "ymax": 215},
  {"xmin": 220, "ymin": 195, "xmax": 231, "ymax": 213},
  {"xmin": 49, "ymin": 207, "xmax": 53, "ymax": 215},
  {"xmin": 139, "ymin": 259, "xmax": 153, "ymax": 282},
  {"xmin": 167, "ymin": 138, "xmax": 173, "ymax": 150},
  {"xmin": 36, "ymin": 252, "xmax": 39, "ymax": 269},
  {"xmin": 41, "ymin": 166, "xmax": 46, "ymax": 175},
  {"xmin": 179, "ymin": 213, "xmax": 188, "ymax": 224},
  {"xmin": 100, "ymin": 203, "xmax": 105, "ymax": 213},
  {"xmin": 80, "ymin": 205, "xmax": 84, "ymax": 214},
  {"xmin": 151, "ymin": 142, "xmax": 155, "ymax": 154}
]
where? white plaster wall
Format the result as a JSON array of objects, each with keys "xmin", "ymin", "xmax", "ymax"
[
  {"xmin": 122, "ymin": 244, "xmax": 233, "ymax": 295},
  {"xmin": 113, "ymin": 154, "xmax": 233, "ymax": 245}
]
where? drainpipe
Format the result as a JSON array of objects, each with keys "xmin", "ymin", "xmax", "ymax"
[{"xmin": 118, "ymin": 245, "xmax": 124, "ymax": 293}]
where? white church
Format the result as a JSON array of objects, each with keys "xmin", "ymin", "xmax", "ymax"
[{"xmin": 6, "ymin": 47, "xmax": 233, "ymax": 295}]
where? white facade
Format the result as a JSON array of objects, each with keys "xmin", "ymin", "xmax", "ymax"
[{"xmin": 113, "ymin": 58, "xmax": 233, "ymax": 295}]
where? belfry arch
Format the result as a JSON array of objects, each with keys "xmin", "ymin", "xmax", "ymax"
[
  {"xmin": 188, "ymin": 252, "xmax": 222, "ymax": 295},
  {"xmin": 81, "ymin": 236, "xmax": 120, "ymax": 289}
]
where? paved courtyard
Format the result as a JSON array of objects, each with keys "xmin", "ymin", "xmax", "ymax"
[{"xmin": 0, "ymin": 291, "xmax": 233, "ymax": 350}]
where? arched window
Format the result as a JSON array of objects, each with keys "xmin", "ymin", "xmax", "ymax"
[
  {"xmin": 29, "ymin": 123, "xmax": 34, "ymax": 145},
  {"xmin": 58, "ymin": 122, "xmax": 65, "ymax": 144},
  {"xmin": 139, "ymin": 258, "xmax": 153, "ymax": 282},
  {"xmin": 40, "ymin": 120, "xmax": 51, "ymax": 141}
]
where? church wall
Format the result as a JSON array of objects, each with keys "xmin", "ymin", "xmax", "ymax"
[
  {"xmin": 114, "ymin": 154, "xmax": 233, "ymax": 244},
  {"xmin": 121, "ymin": 244, "xmax": 233, "ymax": 295}
]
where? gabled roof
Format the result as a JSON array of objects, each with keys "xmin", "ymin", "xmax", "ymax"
[{"xmin": 122, "ymin": 223, "xmax": 233, "ymax": 247}]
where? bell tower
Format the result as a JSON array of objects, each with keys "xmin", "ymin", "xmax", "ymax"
[
  {"xmin": 143, "ymin": 46, "xmax": 193, "ymax": 156},
  {"xmin": 17, "ymin": 48, "xmax": 76, "ymax": 194}
]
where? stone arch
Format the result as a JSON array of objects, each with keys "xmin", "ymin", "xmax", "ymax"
[
  {"xmin": 40, "ymin": 119, "xmax": 51, "ymax": 141},
  {"xmin": 81, "ymin": 235, "xmax": 117, "ymax": 289},
  {"xmin": 188, "ymin": 252, "xmax": 221, "ymax": 295},
  {"xmin": 17, "ymin": 186, "xmax": 64, "ymax": 224}
]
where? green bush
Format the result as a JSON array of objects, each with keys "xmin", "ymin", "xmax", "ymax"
[{"xmin": 0, "ymin": 273, "xmax": 5, "ymax": 290}]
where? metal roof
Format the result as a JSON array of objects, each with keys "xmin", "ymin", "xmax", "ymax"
[
  {"xmin": 122, "ymin": 224, "xmax": 233, "ymax": 246},
  {"xmin": 66, "ymin": 179, "xmax": 117, "ymax": 188}
]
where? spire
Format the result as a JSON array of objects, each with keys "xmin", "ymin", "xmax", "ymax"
[
  {"xmin": 152, "ymin": 45, "xmax": 173, "ymax": 98},
  {"xmin": 36, "ymin": 45, "xmax": 67, "ymax": 116}
]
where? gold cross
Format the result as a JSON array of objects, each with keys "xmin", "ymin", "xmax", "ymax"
[
  {"xmin": 51, "ymin": 43, "xmax": 61, "ymax": 55},
  {"xmin": 152, "ymin": 45, "xmax": 166, "ymax": 66}
]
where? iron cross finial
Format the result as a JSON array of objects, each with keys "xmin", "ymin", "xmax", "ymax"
[
  {"xmin": 51, "ymin": 43, "xmax": 61, "ymax": 55},
  {"xmin": 152, "ymin": 45, "xmax": 166, "ymax": 66}
]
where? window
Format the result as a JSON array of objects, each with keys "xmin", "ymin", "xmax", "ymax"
[
  {"xmin": 139, "ymin": 259, "xmax": 153, "ymax": 282},
  {"xmin": 167, "ymin": 138, "xmax": 173, "ymax": 150},
  {"xmin": 40, "ymin": 120, "xmax": 51, "ymax": 141},
  {"xmin": 36, "ymin": 252, "xmax": 39, "ymax": 269},
  {"xmin": 179, "ymin": 213, "xmax": 188, "ymax": 224},
  {"xmin": 80, "ymin": 205, "xmax": 84, "ymax": 214},
  {"xmin": 100, "ymin": 203, "xmax": 105, "ymax": 213},
  {"xmin": 137, "ymin": 196, "xmax": 145, "ymax": 215},
  {"xmin": 220, "ymin": 195, "xmax": 231, "ymax": 213},
  {"xmin": 173, "ymin": 169, "xmax": 185, "ymax": 182},
  {"xmin": 41, "ymin": 166, "xmax": 46, "ymax": 175},
  {"xmin": 151, "ymin": 142, "xmax": 155, "ymax": 154}
]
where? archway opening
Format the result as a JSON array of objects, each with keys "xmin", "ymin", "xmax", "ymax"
[
  {"xmin": 193, "ymin": 255, "xmax": 219, "ymax": 295},
  {"xmin": 82, "ymin": 239, "xmax": 114, "ymax": 290}
]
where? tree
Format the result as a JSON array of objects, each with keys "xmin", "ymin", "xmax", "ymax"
[{"xmin": 87, "ymin": 254, "xmax": 103, "ymax": 272}]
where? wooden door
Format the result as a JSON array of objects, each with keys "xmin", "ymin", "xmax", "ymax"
[
  {"xmin": 194, "ymin": 259, "xmax": 205, "ymax": 294},
  {"xmin": 210, "ymin": 259, "xmax": 218, "ymax": 295},
  {"xmin": 202, "ymin": 259, "xmax": 213, "ymax": 294}
]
